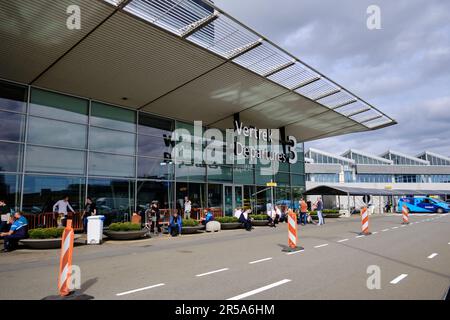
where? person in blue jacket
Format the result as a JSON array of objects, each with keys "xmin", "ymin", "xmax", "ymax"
[
  {"xmin": 0, "ymin": 212, "xmax": 28, "ymax": 252},
  {"xmin": 168, "ymin": 211, "xmax": 182, "ymax": 237},
  {"xmin": 201, "ymin": 208, "xmax": 214, "ymax": 225}
]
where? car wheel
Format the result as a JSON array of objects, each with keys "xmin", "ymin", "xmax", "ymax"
[{"xmin": 437, "ymin": 208, "xmax": 444, "ymax": 214}]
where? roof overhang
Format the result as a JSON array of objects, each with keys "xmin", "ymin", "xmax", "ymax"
[{"xmin": 0, "ymin": 0, "xmax": 397, "ymax": 142}]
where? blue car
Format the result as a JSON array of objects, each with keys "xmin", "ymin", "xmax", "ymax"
[{"xmin": 398, "ymin": 197, "xmax": 450, "ymax": 213}]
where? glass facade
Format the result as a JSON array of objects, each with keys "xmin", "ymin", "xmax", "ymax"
[{"xmin": 0, "ymin": 80, "xmax": 306, "ymax": 224}]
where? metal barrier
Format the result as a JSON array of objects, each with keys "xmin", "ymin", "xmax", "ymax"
[{"xmin": 23, "ymin": 212, "xmax": 84, "ymax": 231}]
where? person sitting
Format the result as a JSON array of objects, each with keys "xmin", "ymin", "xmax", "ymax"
[
  {"xmin": 0, "ymin": 212, "xmax": 28, "ymax": 252},
  {"xmin": 168, "ymin": 212, "xmax": 182, "ymax": 237},
  {"xmin": 201, "ymin": 209, "xmax": 214, "ymax": 226},
  {"xmin": 234, "ymin": 208, "xmax": 252, "ymax": 231}
]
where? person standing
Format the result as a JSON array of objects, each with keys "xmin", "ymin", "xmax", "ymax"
[
  {"xmin": 299, "ymin": 197, "xmax": 308, "ymax": 226},
  {"xmin": 82, "ymin": 197, "xmax": 97, "ymax": 234},
  {"xmin": 53, "ymin": 196, "xmax": 75, "ymax": 227},
  {"xmin": 149, "ymin": 201, "xmax": 161, "ymax": 235},
  {"xmin": 0, "ymin": 200, "xmax": 12, "ymax": 232},
  {"xmin": 183, "ymin": 197, "xmax": 191, "ymax": 220},
  {"xmin": 314, "ymin": 196, "xmax": 324, "ymax": 226}
]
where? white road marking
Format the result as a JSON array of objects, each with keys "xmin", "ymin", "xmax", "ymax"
[
  {"xmin": 382, "ymin": 229, "xmax": 389, "ymax": 232},
  {"xmin": 314, "ymin": 243, "xmax": 329, "ymax": 248},
  {"xmin": 372, "ymin": 231, "xmax": 378, "ymax": 234},
  {"xmin": 337, "ymin": 238, "xmax": 349, "ymax": 243},
  {"xmin": 390, "ymin": 274, "xmax": 408, "ymax": 284},
  {"xmin": 116, "ymin": 283, "xmax": 165, "ymax": 296},
  {"xmin": 249, "ymin": 257, "xmax": 273, "ymax": 264},
  {"xmin": 400, "ymin": 225, "xmax": 406, "ymax": 227},
  {"xmin": 392, "ymin": 227, "xmax": 399, "ymax": 229},
  {"xmin": 286, "ymin": 249, "xmax": 305, "ymax": 255},
  {"xmin": 427, "ymin": 253, "xmax": 438, "ymax": 259},
  {"xmin": 355, "ymin": 235, "xmax": 365, "ymax": 238},
  {"xmin": 196, "ymin": 268, "xmax": 229, "ymax": 277},
  {"xmin": 227, "ymin": 279, "xmax": 291, "ymax": 300}
]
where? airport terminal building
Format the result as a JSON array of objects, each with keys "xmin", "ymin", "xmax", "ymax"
[{"xmin": 0, "ymin": 0, "xmax": 395, "ymax": 224}]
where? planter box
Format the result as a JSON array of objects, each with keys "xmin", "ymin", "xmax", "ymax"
[
  {"xmin": 252, "ymin": 220, "xmax": 269, "ymax": 226},
  {"xmin": 104, "ymin": 229, "xmax": 148, "ymax": 240},
  {"xmin": 181, "ymin": 225, "xmax": 203, "ymax": 234},
  {"xmin": 20, "ymin": 235, "xmax": 82, "ymax": 249},
  {"xmin": 220, "ymin": 222, "xmax": 243, "ymax": 230}
]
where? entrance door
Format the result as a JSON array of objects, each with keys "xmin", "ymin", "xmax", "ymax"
[{"xmin": 223, "ymin": 184, "xmax": 244, "ymax": 216}]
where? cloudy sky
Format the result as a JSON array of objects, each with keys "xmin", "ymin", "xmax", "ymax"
[{"xmin": 214, "ymin": 0, "xmax": 450, "ymax": 157}]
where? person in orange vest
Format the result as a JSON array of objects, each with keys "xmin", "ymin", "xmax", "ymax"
[{"xmin": 299, "ymin": 197, "xmax": 308, "ymax": 226}]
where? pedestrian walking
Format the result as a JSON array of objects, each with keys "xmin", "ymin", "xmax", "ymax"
[
  {"xmin": 314, "ymin": 196, "xmax": 324, "ymax": 226},
  {"xmin": 53, "ymin": 196, "xmax": 75, "ymax": 227}
]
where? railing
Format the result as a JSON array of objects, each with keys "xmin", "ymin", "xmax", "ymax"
[{"xmin": 23, "ymin": 212, "xmax": 84, "ymax": 231}]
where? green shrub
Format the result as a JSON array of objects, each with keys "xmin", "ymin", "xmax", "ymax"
[
  {"xmin": 249, "ymin": 214, "xmax": 269, "ymax": 221},
  {"xmin": 109, "ymin": 222, "xmax": 141, "ymax": 232},
  {"xmin": 215, "ymin": 216, "xmax": 239, "ymax": 223},
  {"xmin": 28, "ymin": 227, "xmax": 64, "ymax": 239},
  {"xmin": 182, "ymin": 219, "xmax": 199, "ymax": 227}
]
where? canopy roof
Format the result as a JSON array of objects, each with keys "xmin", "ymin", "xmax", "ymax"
[
  {"xmin": 0, "ymin": 0, "xmax": 396, "ymax": 141},
  {"xmin": 304, "ymin": 185, "xmax": 450, "ymax": 196}
]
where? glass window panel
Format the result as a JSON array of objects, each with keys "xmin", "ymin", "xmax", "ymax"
[
  {"xmin": 26, "ymin": 146, "xmax": 85, "ymax": 175},
  {"xmin": 28, "ymin": 116, "xmax": 87, "ymax": 149},
  {"xmin": 138, "ymin": 134, "xmax": 172, "ymax": 158},
  {"xmin": 87, "ymin": 178, "xmax": 134, "ymax": 226},
  {"xmin": 0, "ymin": 80, "xmax": 27, "ymax": 113},
  {"xmin": 256, "ymin": 170, "xmax": 273, "ymax": 185},
  {"xmin": 275, "ymin": 187, "xmax": 291, "ymax": 207},
  {"xmin": 0, "ymin": 141, "xmax": 23, "ymax": 172},
  {"xmin": 291, "ymin": 174, "xmax": 305, "ymax": 187},
  {"xmin": 91, "ymin": 102, "xmax": 136, "ymax": 132},
  {"xmin": 89, "ymin": 127, "xmax": 135, "ymax": 155},
  {"xmin": 207, "ymin": 165, "xmax": 232, "ymax": 182},
  {"xmin": 233, "ymin": 166, "xmax": 254, "ymax": 185},
  {"xmin": 207, "ymin": 183, "xmax": 222, "ymax": 209},
  {"xmin": 175, "ymin": 162, "xmax": 206, "ymax": 182},
  {"xmin": 137, "ymin": 157, "xmax": 174, "ymax": 180},
  {"xmin": 0, "ymin": 110, "xmax": 25, "ymax": 142},
  {"xmin": 274, "ymin": 172, "xmax": 290, "ymax": 186},
  {"xmin": 0, "ymin": 174, "xmax": 21, "ymax": 211},
  {"xmin": 30, "ymin": 88, "xmax": 88, "ymax": 123},
  {"xmin": 89, "ymin": 152, "xmax": 135, "ymax": 177},
  {"xmin": 138, "ymin": 113, "xmax": 174, "ymax": 136},
  {"xmin": 137, "ymin": 181, "xmax": 174, "ymax": 213},
  {"xmin": 22, "ymin": 175, "xmax": 84, "ymax": 214}
]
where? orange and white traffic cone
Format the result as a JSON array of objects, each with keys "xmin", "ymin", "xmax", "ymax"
[
  {"xmin": 58, "ymin": 219, "xmax": 75, "ymax": 296},
  {"xmin": 282, "ymin": 209, "xmax": 304, "ymax": 252},
  {"xmin": 401, "ymin": 205, "xmax": 409, "ymax": 225},
  {"xmin": 359, "ymin": 207, "xmax": 371, "ymax": 236}
]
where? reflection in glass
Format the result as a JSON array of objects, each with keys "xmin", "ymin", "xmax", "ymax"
[
  {"xmin": 0, "ymin": 81, "xmax": 27, "ymax": 113},
  {"xmin": 30, "ymin": 88, "xmax": 88, "ymax": 123},
  {"xmin": 137, "ymin": 157, "xmax": 174, "ymax": 180},
  {"xmin": 89, "ymin": 126, "xmax": 135, "ymax": 155},
  {"xmin": 88, "ymin": 178, "xmax": 134, "ymax": 226},
  {"xmin": 207, "ymin": 184, "xmax": 222, "ymax": 209},
  {"xmin": 138, "ymin": 134, "xmax": 172, "ymax": 158},
  {"xmin": 22, "ymin": 175, "xmax": 84, "ymax": 214},
  {"xmin": 91, "ymin": 102, "xmax": 136, "ymax": 132},
  {"xmin": 89, "ymin": 152, "xmax": 135, "ymax": 177},
  {"xmin": 0, "ymin": 142, "xmax": 23, "ymax": 173},
  {"xmin": 291, "ymin": 174, "xmax": 305, "ymax": 187},
  {"xmin": 207, "ymin": 165, "xmax": 232, "ymax": 182},
  {"xmin": 28, "ymin": 116, "xmax": 87, "ymax": 149},
  {"xmin": 26, "ymin": 146, "xmax": 85, "ymax": 175},
  {"xmin": 233, "ymin": 166, "xmax": 254, "ymax": 185},
  {"xmin": 176, "ymin": 162, "xmax": 206, "ymax": 182},
  {"xmin": 0, "ymin": 174, "xmax": 21, "ymax": 211},
  {"xmin": 0, "ymin": 111, "xmax": 25, "ymax": 142},
  {"xmin": 139, "ymin": 113, "xmax": 173, "ymax": 136},
  {"xmin": 136, "ymin": 181, "xmax": 173, "ymax": 214}
]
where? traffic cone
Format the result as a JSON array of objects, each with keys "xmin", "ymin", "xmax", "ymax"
[
  {"xmin": 282, "ymin": 209, "xmax": 304, "ymax": 252},
  {"xmin": 402, "ymin": 205, "xmax": 409, "ymax": 225},
  {"xmin": 359, "ymin": 207, "xmax": 371, "ymax": 235},
  {"xmin": 58, "ymin": 219, "xmax": 75, "ymax": 296}
]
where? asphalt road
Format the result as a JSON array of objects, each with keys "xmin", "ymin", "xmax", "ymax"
[{"xmin": 0, "ymin": 213, "xmax": 449, "ymax": 300}]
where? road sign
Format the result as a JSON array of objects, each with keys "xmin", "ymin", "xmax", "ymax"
[{"xmin": 266, "ymin": 182, "xmax": 277, "ymax": 187}]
